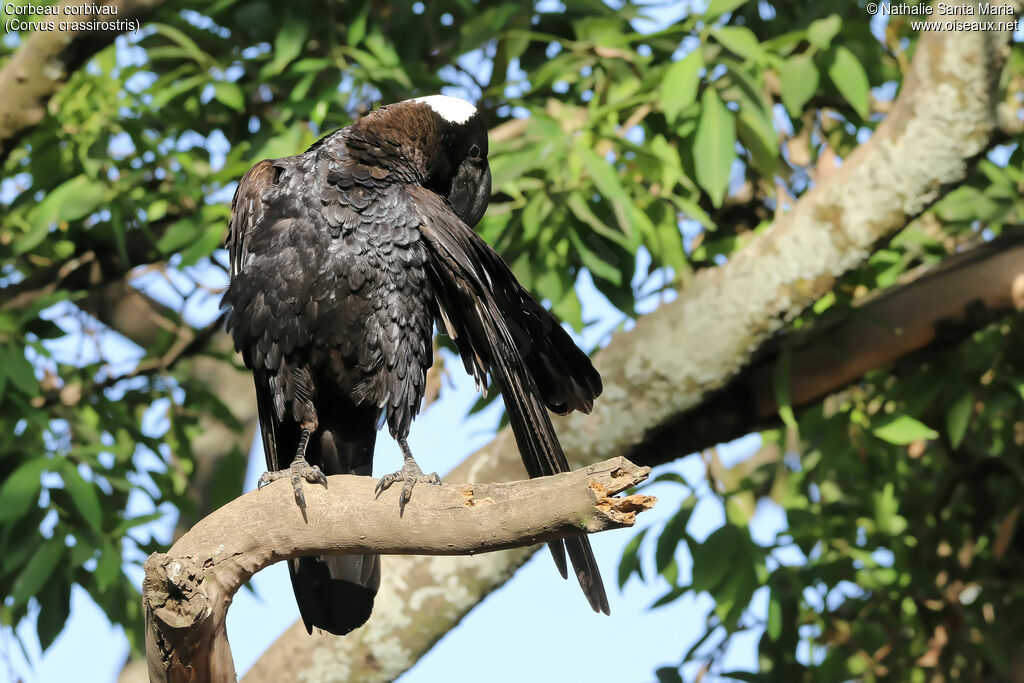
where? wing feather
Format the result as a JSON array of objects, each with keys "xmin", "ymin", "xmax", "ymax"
[{"xmin": 407, "ymin": 185, "xmax": 609, "ymax": 614}]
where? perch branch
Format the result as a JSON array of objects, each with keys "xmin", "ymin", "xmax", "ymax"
[{"xmin": 143, "ymin": 457, "xmax": 654, "ymax": 683}]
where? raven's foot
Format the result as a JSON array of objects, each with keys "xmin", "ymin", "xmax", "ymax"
[
  {"xmin": 374, "ymin": 441, "xmax": 440, "ymax": 514},
  {"xmin": 258, "ymin": 456, "xmax": 328, "ymax": 509}
]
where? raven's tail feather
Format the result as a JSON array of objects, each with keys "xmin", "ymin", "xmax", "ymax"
[
  {"xmin": 478, "ymin": 303, "xmax": 610, "ymax": 615},
  {"xmin": 288, "ymin": 553, "xmax": 380, "ymax": 636}
]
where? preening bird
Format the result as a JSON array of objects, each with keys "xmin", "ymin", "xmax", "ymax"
[{"xmin": 222, "ymin": 95, "xmax": 608, "ymax": 636}]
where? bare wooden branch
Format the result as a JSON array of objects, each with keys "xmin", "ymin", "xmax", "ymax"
[{"xmin": 143, "ymin": 458, "xmax": 654, "ymax": 682}]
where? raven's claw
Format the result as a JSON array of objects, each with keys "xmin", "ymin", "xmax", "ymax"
[
  {"xmin": 375, "ymin": 456, "xmax": 441, "ymax": 515},
  {"xmin": 259, "ymin": 456, "xmax": 328, "ymax": 509}
]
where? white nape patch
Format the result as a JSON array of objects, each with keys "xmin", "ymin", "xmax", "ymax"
[{"xmin": 410, "ymin": 95, "xmax": 477, "ymax": 124}]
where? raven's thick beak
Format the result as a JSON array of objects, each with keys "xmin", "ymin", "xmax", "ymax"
[
  {"xmin": 450, "ymin": 162, "xmax": 491, "ymax": 228},
  {"xmin": 468, "ymin": 163, "xmax": 491, "ymax": 227}
]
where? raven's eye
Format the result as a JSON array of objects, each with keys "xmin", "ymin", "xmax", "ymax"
[{"xmin": 468, "ymin": 144, "xmax": 481, "ymax": 159}]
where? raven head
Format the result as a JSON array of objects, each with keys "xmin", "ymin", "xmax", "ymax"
[{"xmin": 409, "ymin": 95, "xmax": 492, "ymax": 228}]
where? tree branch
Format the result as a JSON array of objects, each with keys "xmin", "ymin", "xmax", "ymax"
[
  {"xmin": 143, "ymin": 458, "xmax": 654, "ymax": 682},
  {"xmin": 245, "ymin": 17, "xmax": 1015, "ymax": 681},
  {"xmin": 0, "ymin": 0, "xmax": 166, "ymax": 166},
  {"xmin": 642, "ymin": 230, "xmax": 1024, "ymax": 458}
]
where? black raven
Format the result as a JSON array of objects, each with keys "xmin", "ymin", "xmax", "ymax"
[{"xmin": 222, "ymin": 95, "xmax": 608, "ymax": 636}]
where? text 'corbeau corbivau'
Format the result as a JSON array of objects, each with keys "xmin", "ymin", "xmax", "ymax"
[{"xmin": 221, "ymin": 95, "xmax": 608, "ymax": 636}]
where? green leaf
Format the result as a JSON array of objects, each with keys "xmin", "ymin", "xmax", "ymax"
[
  {"xmin": 147, "ymin": 199, "xmax": 169, "ymax": 222},
  {"xmin": 735, "ymin": 102, "xmax": 778, "ymax": 179},
  {"xmin": 577, "ymin": 145, "xmax": 656, "ymax": 241},
  {"xmin": 780, "ymin": 54, "xmax": 819, "ymax": 117},
  {"xmin": 691, "ymin": 524, "xmax": 743, "ymax": 594},
  {"xmin": 263, "ymin": 18, "xmax": 308, "ymax": 77},
  {"xmin": 60, "ymin": 461, "xmax": 103, "ymax": 533},
  {"xmin": 0, "ymin": 343, "xmax": 38, "ymax": 396},
  {"xmin": 347, "ymin": 1, "xmax": 369, "ymax": 45},
  {"xmin": 95, "ymin": 543, "xmax": 122, "ymax": 592},
  {"xmin": 655, "ymin": 667, "xmax": 684, "ymax": 683},
  {"xmin": 946, "ymin": 391, "xmax": 973, "ymax": 449},
  {"xmin": 705, "ymin": 0, "xmax": 748, "ymax": 21},
  {"xmin": 693, "ymin": 89, "xmax": 736, "ymax": 207},
  {"xmin": 807, "ymin": 14, "xmax": 842, "ymax": 49},
  {"xmin": 872, "ymin": 415, "xmax": 938, "ymax": 445},
  {"xmin": 577, "ymin": 146, "xmax": 630, "ymax": 206},
  {"xmin": 112, "ymin": 511, "xmax": 164, "ymax": 536},
  {"xmin": 254, "ymin": 125, "xmax": 304, "ymax": 161},
  {"xmin": 11, "ymin": 537, "xmax": 65, "ymax": 607},
  {"xmin": 568, "ymin": 229, "xmax": 622, "ymax": 285},
  {"xmin": 520, "ymin": 192, "xmax": 550, "ymax": 241},
  {"xmin": 150, "ymin": 23, "xmax": 211, "ymax": 67},
  {"xmin": 827, "ymin": 46, "xmax": 870, "ymax": 119},
  {"xmin": 150, "ymin": 73, "xmax": 207, "ymax": 111},
  {"xmin": 0, "ymin": 458, "xmax": 48, "ymax": 522},
  {"xmin": 36, "ymin": 583, "xmax": 70, "ymax": 651},
  {"xmin": 773, "ymin": 349, "xmax": 797, "ymax": 431},
  {"xmin": 767, "ymin": 597, "xmax": 783, "ymax": 640},
  {"xmin": 180, "ymin": 217, "xmax": 229, "ymax": 266},
  {"xmin": 565, "ymin": 192, "xmax": 633, "ymax": 249},
  {"xmin": 650, "ymin": 585, "xmax": 687, "ymax": 609},
  {"xmin": 656, "ymin": 497, "xmax": 696, "ymax": 574},
  {"xmin": 156, "ymin": 217, "xmax": 201, "ymax": 255},
  {"xmin": 213, "ymin": 82, "xmax": 245, "ymax": 112},
  {"xmin": 712, "ymin": 26, "xmax": 763, "ymax": 63},
  {"xmin": 18, "ymin": 176, "xmax": 109, "ymax": 254},
  {"xmin": 873, "ymin": 482, "xmax": 908, "ymax": 536},
  {"xmin": 618, "ymin": 528, "xmax": 648, "ymax": 588},
  {"xmin": 551, "ymin": 286, "xmax": 583, "ymax": 332},
  {"xmin": 661, "ymin": 50, "xmax": 702, "ymax": 123}
]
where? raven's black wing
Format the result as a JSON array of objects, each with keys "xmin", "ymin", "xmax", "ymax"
[
  {"xmin": 225, "ymin": 160, "xmax": 296, "ymax": 475},
  {"xmin": 406, "ymin": 185, "xmax": 609, "ymax": 614}
]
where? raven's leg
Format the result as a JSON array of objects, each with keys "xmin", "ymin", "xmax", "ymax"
[
  {"xmin": 374, "ymin": 438, "xmax": 441, "ymax": 514},
  {"xmin": 258, "ymin": 423, "xmax": 328, "ymax": 509}
]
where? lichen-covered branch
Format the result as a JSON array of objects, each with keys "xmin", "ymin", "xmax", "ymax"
[
  {"xmin": 143, "ymin": 458, "xmax": 653, "ymax": 682},
  {"xmin": 0, "ymin": 0, "xmax": 166, "ymax": 166},
  {"xmin": 245, "ymin": 17, "xmax": 1015, "ymax": 683}
]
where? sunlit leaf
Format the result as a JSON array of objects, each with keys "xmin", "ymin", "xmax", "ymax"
[
  {"xmin": 60, "ymin": 461, "xmax": 104, "ymax": 533},
  {"xmin": 827, "ymin": 46, "xmax": 870, "ymax": 119},
  {"xmin": 767, "ymin": 597, "xmax": 782, "ymax": 640},
  {"xmin": 263, "ymin": 18, "xmax": 308, "ymax": 77},
  {"xmin": 872, "ymin": 415, "xmax": 938, "ymax": 445},
  {"xmin": 0, "ymin": 458, "xmax": 48, "ymax": 522},
  {"xmin": 661, "ymin": 50, "xmax": 702, "ymax": 123},
  {"xmin": 213, "ymin": 82, "xmax": 245, "ymax": 112},
  {"xmin": 618, "ymin": 528, "xmax": 648, "ymax": 588},
  {"xmin": 0, "ymin": 343, "xmax": 38, "ymax": 396},
  {"xmin": 656, "ymin": 497, "xmax": 696, "ymax": 574},
  {"xmin": 780, "ymin": 53, "xmax": 819, "ymax": 117},
  {"xmin": 946, "ymin": 391, "xmax": 973, "ymax": 449},
  {"xmin": 693, "ymin": 89, "xmax": 735, "ymax": 207},
  {"xmin": 712, "ymin": 26, "xmax": 763, "ymax": 63},
  {"xmin": 808, "ymin": 14, "xmax": 842, "ymax": 48},
  {"xmin": 705, "ymin": 0, "xmax": 748, "ymax": 21},
  {"xmin": 11, "ymin": 537, "xmax": 65, "ymax": 607}
]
